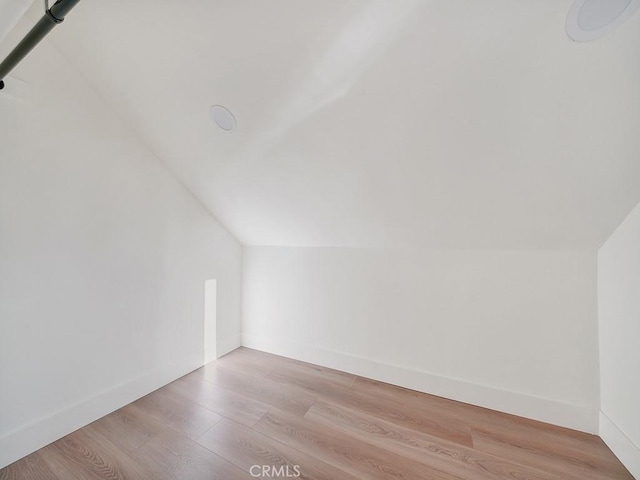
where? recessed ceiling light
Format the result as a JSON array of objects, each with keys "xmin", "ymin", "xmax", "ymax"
[
  {"xmin": 209, "ymin": 105, "xmax": 237, "ymax": 132},
  {"xmin": 566, "ymin": 0, "xmax": 640, "ymax": 42}
]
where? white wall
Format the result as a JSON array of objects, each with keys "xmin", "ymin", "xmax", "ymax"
[
  {"xmin": 243, "ymin": 246, "xmax": 599, "ymax": 432},
  {"xmin": 598, "ymin": 200, "xmax": 640, "ymax": 478},
  {"xmin": 0, "ymin": 17, "xmax": 242, "ymax": 468}
]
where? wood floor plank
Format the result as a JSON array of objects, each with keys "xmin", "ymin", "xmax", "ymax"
[
  {"xmin": 268, "ymin": 357, "xmax": 358, "ymax": 387},
  {"xmin": 164, "ymin": 374, "xmax": 270, "ymax": 427},
  {"xmin": 471, "ymin": 419, "xmax": 631, "ymax": 476},
  {"xmin": 268, "ymin": 368, "xmax": 473, "ymax": 447},
  {"xmin": 354, "ymin": 376, "xmax": 602, "ymax": 447},
  {"xmin": 353, "ymin": 374, "xmax": 620, "ymax": 464},
  {"xmin": 38, "ymin": 425, "xmax": 154, "ymax": 480},
  {"xmin": 131, "ymin": 387, "xmax": 223, "ymax": 440},
  {"xmin": 128, "ymin": 428, "xmax": 251, "ymax": 480},
  {"xmin": 306, "ymin": 399, "xmax": 561, "ymax": 480},
  {"xmin": 86, "ymin": 403, "xmax": 169, "ymax": 451},
  {"xmin": 212, "ymin": 347, "xmax": 279, "ymax": 377},
  {"xmin": 193, "ymin": 363, "xmax": 318, "ymax": 416},
  {"xmin": 0, "ymin": 451, "xmax": 59, "ymax": 480},
  {"xmin": 3, "ymin": 348, "xmax": 633, "ymax": 480},
  {"xmin": 254, "ymin": 408, "xmax": 463, "ymax": 480},
  {"xmin": 197, "ymin": 418, "xmax": 360, "ymax": 480},
  {"xmin": 353, "ymin": 378, "xmax": 633, "ymax": 480},
  {"xmin": 224, "ymin": 348, "xmax": 357, "ymax": 387},
  {"xmin": 472, "ymin": 427, "xmax": 635, "ymax": 480}
]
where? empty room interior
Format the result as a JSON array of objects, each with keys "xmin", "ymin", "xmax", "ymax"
[{"xmin": 1, "ymin": 0, "xmax": 640, "ymax": 479}]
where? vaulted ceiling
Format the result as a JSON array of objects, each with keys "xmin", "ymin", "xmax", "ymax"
[
  {"xmin": 9, "ymin": 0, "xmax": 640, "ymax": 248},
  {"xmin": 0, "ymin": 0, "xmax": 31, "ymax": 42}
]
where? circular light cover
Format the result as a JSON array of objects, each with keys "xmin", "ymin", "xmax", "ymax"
[
  {"xmin": 567, "ymin": 0, "xmax": 640, "ymax": 41},
  {"xmin": 210, "ymin": 105, "xmax": 237, "ymax": 132}
]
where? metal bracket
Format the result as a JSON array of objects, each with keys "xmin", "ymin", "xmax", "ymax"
[
  {"xmin": 46, "ymin": 9, "xmax": 64, "ymax": 24},
  {"xmin": 0, "ymin": 0, "xmax": 80, "ymax": 90}
]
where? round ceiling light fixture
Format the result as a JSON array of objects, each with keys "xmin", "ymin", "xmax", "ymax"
[
  {"xmin": 209, "ymin": 105, "xmax": 237, "ymax": 132},
  {"xmin": 566, "ymin": 0, "xmax": 640, "ymax": 41}
]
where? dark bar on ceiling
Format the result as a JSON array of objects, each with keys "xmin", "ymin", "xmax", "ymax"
[{"xmin": 0, "ymin": 0, "xmax": 82, "ymax": 90}]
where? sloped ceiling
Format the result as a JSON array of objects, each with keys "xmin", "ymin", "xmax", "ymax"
[
  {"xmin": 0, "ymin": 0, "xmax": 32, "ymax": 42},
  {"xmin": 22, "ymin": 0, "xmax": 640, "ymax": 248}
]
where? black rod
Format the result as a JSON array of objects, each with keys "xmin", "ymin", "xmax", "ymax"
[{"xmin": 0, "ymin": 0, "xmax": 82, "ymax": 90}]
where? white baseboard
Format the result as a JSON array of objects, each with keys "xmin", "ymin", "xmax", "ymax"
[
  {"xmin": 0, "ymin": 351, "xmax": 203, "ymax": 470},
  {"xmin": 241, "ymin": 333, "xmax": 598, "ymax": 434},
  {"xmin": 600, "ymin": 411, "xmax": 640, "ymax": 479},
  {"xmin": 217, "ymin": 333, "xmax": 242, "ymax": 358}
]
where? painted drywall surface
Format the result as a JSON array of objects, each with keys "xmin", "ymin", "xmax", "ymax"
[
  {"xmin": 243, "ymin": 246, "xmax": 599, "ymax": 430},
  {"xmin": 0, "ymin": 0, "xmax": 32, "ymax": 42},
  {"xmin": 598, "ymin": 200, "xmax": 640, "ymax": 477},
  {"xmin": 47, "ymin": 0, "xmax": 640, "ymax": 250},
  {"xmin": 0, "ymin": 17, "xmax": 241, "ymax": 467}
]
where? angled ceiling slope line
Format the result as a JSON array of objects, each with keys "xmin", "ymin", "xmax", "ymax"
[
  {"xmin": 0, "ymin": 1, "xmax": 244, "ymax": 246},
  {"xmin": 32, "ymin": 0, "xmax": 640, "ymax": 250}
]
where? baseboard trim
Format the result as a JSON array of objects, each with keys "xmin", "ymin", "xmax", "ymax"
[
  {"xmin": 600, "ymin": 411, "xmax": 640, "ymax": 479},
  {"xmin": 241, "ymin": 333, "xmax": 598, "ymax": 434},
  {"xmin": 218, "ymin": 333, "xmax": 242, "ymax": 358},
  {"xmin": 0, "ymin": 351, "xmax": 203, "ymax": 470}
]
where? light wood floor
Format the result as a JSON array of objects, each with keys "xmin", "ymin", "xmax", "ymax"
[{"xmin": 0, "ymin": 347, "xmax": 633, "ymax": 480}]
